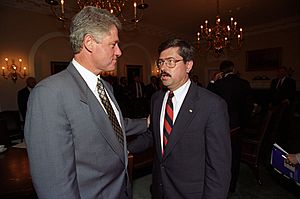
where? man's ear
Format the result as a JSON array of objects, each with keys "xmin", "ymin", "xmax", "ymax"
[
  {"xmin": 83, "ymin": 34, "xmax": 94, "ymax": 52},
  {"xmin": 186, "ymin": 60, "xmax": 193, "ymax": 73}
]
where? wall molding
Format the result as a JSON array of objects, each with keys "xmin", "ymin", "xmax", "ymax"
[{"xmin": 28, "ymin": 32, "xmax": 68, "ymax": 76}]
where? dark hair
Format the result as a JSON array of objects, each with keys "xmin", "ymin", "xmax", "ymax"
[
  {"xmin": 158, "ymin": 38, "xmax": 194, "ymax": 62},
  {"xmin": 219, "ymin": 60, "xmax": 234, "ymax": 74}
]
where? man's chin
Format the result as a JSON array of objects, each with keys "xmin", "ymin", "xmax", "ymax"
[{"xmin": 105, "ymin": 64, "xmax": 116, "ymax": 72}]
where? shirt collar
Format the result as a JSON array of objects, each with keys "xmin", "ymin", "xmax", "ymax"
[
  {"xmin": 168, "ymin": 79, "xmax": 191, "ymax": 100},
  {"xmin": 224, "ymin": 72, "xmax": 235, "ymax": 77},
  {"xmin": 72, "ymin": 58, "xmax": 98, "ymax": 92}
]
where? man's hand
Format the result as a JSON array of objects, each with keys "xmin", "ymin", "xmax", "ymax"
[{"xmin": 286, "ymin": 154, "xmax": 299, "ymax": 166}]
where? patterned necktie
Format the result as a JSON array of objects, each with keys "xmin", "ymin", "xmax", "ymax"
[
  {"xmin": 97, "ymin": 78, "xmax": 124, "ymax": 145},
  {"xmin": 163, "ymin": 91, "xmax": 174, "ymax": 154}
]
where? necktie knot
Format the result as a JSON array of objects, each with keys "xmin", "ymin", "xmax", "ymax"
[
  {"xmin": 97, "ymin": 78, "xmax": 103, "ymax": 88},
  {"xmin": 97, "ymin": 78, "xmax": 106, "ymax": 97},
  {"xmin": 168, "ymin": 91, "xmax": 174, "ymax": 99}
]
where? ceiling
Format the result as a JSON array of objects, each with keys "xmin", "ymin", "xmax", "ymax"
[{"xmin": 1, "ymin": 0, "xmax": 299, "ymax": 37}]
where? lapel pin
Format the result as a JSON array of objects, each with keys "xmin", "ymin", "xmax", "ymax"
[{"xmin": 189, "ymin": 109, "xmax": 193, "ymax": 113}]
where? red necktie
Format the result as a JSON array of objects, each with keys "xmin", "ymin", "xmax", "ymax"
[{"xmin": 163, "ymin": 91, "xmax": 174, "ymax": 155}]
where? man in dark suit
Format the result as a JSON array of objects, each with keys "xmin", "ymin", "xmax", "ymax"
[
  {"xmin": 128, "ymin": 75, "xmax": 147, "ymax": 118},
  {"xmin": 145, "ymin": 75, "xmax": 159, "ymax": 114},
  {"xmin": 128, "ymin": 38, "xmax": 231, "ymax": 199},
  {"xmin": 145, "ymin": 75, "xmax": 159, "ymax": 99},
  {"xmin": 17, "ymin": 76, "xmax": 36, "ymax": 121},
  {"xmin": 270, "ymin": 66, "xmax": 296, "ymax": 147},
  {"xmin": 25, "ymin": 7, "xmax": 147, "ymax": 199},
  {"xmin": 270, "ymin": 66, "xmax": 296, "ymax": 108},
  {"xmin": 208, "ymin": 60, "xmax": 252, "ymax": 192}
]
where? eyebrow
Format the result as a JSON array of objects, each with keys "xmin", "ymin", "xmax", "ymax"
[{"xmin": 158, "ymin": 57, "xmax": 176, "ymax": 60}]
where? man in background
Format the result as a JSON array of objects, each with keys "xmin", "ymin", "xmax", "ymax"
[
  {"xmin": 191, "ymin": 74, "xmax": 203, "ymax": 87},
  {"xmin": 128, "ymin": 75, "xmax": 147, "ymax": 118},
  {"xmin": 25, "ymin": 7, "xmax": 147, "ymax": 199},
  {"xmin": 269, "ymin": 66, "xmax": 296, "ymax": 148},
  {"xmin": 208, "ymin": 60, "xmax": 252, "ymax": 192},
  {"xmin": 129, "ymin": 38, "xmax": 231, "ymax": 199},
  {"xmin": 17, "ymin": 76, "xmax": 36, "ymax": 121},
  {"xmin": 145, "ymin": 75, "xmax": 159, "ymax": 114}
]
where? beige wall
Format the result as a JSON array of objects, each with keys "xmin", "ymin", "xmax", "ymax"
[{"xmin": 0, "ymin": 5, "xmax": 299, "ymax": 111}]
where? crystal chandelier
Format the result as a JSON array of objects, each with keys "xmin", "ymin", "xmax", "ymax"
[
  {"xmin": 196, "ymin": 0, "xmax": 243, "ymax": 56},
  {"xmin": 45, "ymin": 0, "xmax": 148, "ymax": 26}
]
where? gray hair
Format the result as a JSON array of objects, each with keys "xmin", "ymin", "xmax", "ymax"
[{"xmin": 70, "ymin": 6, "xmax": 122, "ymax": 54}]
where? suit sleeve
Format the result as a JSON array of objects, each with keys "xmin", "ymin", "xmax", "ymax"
[
  {"xmin": 123, "ymin": 118, "xmax": 147, "ymax": 136},
  {"xmin": 204, "ymin": 98, "xmax": 231, "ymax": 199},
  {"xmin": 24, "ymin": 85, "xmax": 81, "ymax": 199},
  {"xmin": 126, "ymin": 114, "xmax": 154, "ymax": 154}
]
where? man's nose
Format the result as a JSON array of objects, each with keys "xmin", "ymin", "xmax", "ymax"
[{"xmin": 115, "ymin": 44, "xmax": 122, "ymax": 57}]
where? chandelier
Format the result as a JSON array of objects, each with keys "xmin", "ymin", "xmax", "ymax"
[
  {"xmin": 45, "ymin": 0, "xmax": 148, "ymax": 26},
  {"xmin": 195, "ymin": 0, "xmax": 243, "ymax": 56},
  {"xmin": 1, "ymin": 58, "xmax": 28, "ymax": 83}
]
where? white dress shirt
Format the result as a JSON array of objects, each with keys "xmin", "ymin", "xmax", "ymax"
[{"xmin": 159, "ymin": 79, "xmax": 191, "ymax": 150}]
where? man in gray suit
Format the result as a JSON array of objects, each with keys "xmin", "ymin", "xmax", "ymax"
[
  {"xmin": 25, "ymin": 7, "xmax": 147, "ymax": 199},
  {"xmin": 128, "ymin": 38, "xmax": 231, "ymax": 198}
]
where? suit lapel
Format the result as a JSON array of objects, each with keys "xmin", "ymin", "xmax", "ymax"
[
  {"xmin": 163, "ymin": 84, "xmax": 199, "ymax": 158},
  {"xmin": 152, "ymin": 91, "xmax": 165, "ymax": 161},
  {"xmin": 67, "ymin": 65, "xmax": 125, "ymax": 164}
]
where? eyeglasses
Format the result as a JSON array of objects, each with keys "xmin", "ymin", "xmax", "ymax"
[{"xmin": 156, "ymin": 58, "xmax": 184, "ymax": 68}]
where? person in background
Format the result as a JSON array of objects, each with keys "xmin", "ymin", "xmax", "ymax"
[
  {"xmin": 128, "ymin": 38, "xmax": 231, "ymax": 199},
  {"xmin": 25, "ymin": 7, "xmax": 147, "ymax": 199},
  {"xmin": 17, "ymin": 76, "xmax": 36, "ymax": 121},
  {"xmin": 128, "ymin": 75, "xmax": 147, "ymax": 118},
  {"xmin": 208, "ymin": 60, "xmax": 252, "ymax": 192},
  {"xmin": 206, "ymin": 71, "xmax": 223, "ymax": 90},
  {"xmin": 269, "ymin": 66, "xmax": 296, "ymax": 148},
  {"xmin": 270, "ymin": 66, "xmax": 296, "ymax": 108},
  {"xmin": 191, "ymin": 74, "xmax": 203, "ymax": 87},
  {"xmin": 145, "ymin": 75, "xmax": 159, "ymax": 99},
  {"xmin": 145, "ymin": 75, "xmax": 159, "ymax": 114},
  {"xmin": 115, "ymin": 76, "xmax": 130, "ymax": 117}
]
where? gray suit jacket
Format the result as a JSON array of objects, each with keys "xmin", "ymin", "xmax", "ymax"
[
  {"xmin": 25, "ymin": 63, "xmax": 147, "ymax": 199},
  {"xmin": 129, "ymin": 82, "xmax": 231, "ymax": 199}
]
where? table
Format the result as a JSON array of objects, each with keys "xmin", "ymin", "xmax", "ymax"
[
  {"xmin": 0, "ymin": 146, "xmax": 140, "ymax": 198},
  {"xmin": 0, "ymin": 147, "xmax": 36, "ymax": 199}
]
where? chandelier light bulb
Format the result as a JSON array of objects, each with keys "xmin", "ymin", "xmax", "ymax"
[{"xmin": 45, "ymin": 0, "xmax": 149, "ymax": 27}]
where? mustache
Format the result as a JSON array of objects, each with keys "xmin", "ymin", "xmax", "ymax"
[{"xmin": 160, "ymin": 71, "xmax": 171, "ymax": 77}]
